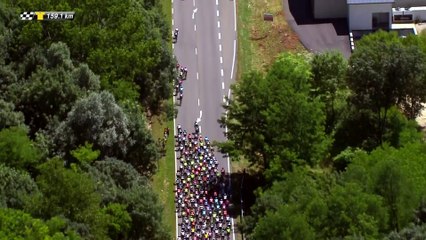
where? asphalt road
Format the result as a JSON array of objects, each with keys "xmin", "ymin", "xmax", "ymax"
[
  {"xmin": 172, "ymin": 0, "xmax": 237, "ymax": 238},
  {"xmin": 283, "ymin": 0, "xmax": 351, "ymax": 58}
]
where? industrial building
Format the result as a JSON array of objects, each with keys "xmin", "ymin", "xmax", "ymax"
[{"xmin": 312, "ymin": 0, "xmax": 426, "ymax": 31}]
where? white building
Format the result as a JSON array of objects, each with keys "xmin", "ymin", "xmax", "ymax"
[{"xmin": 312, "ymin": 0, "xmax": 426, "ymax": 31}]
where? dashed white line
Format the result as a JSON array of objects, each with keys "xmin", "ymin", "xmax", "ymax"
[
  {"xmin": 217, "ymin": 10, "xmax": 219, "ymax": 17},
  {"xmin": 230, "ymin": 39, "xmax": 236, "ymax": 80},
  {"xmin": 223, "ymin": 95, "xmax": 226, "ymax": 103},
  {"xmin": 233, "ymin": 0, "xmax": 237, "ymax": 32},
  {"xmin": 172, "ymin": 0, "xmax": 173, "ymax": 3},
  {"xmin": 200, "ymin": 110, "xmax": 203, "ymax": 119},
  {"xmin": 218, "ymin": 21, "xmax": 220, "ymax": 28},
  {"xmin": 193, "ymin": 0, "xmax": 196, "ymax": 7},
  {"xmin": 172, "ymin": 19, "xmax": 174, "ymax": 26},
  {"xmin": 198, "ymin": 98, "xmax": 200, "ymax": 106},
  {"xmin": 195, "ymin": 47, "xmax": 198, "ymax": 55},
  {"xmin": 194, "ymin": 24, "xmax": 197, "ymax": 31},
  {"xmin": 221, "ymin": 69, "xmax": 224, "ymax": 77},
  {"xmin": 222, "ymin": 82, "xmax": 225, "ymax": 90},
  {"xmin": 218, "ymin": 32, "xmax": 221, "ymax": 40},
  {"xmin": 219, "ymin": 44, "xmax": 222, "ymax": 52},
  {"xmin": 216, "ymin": 0, "xmax": 218, "ymax": 5},
  {"xmin": 228, "ymin": 88, "xmax": 231, "ymax": 100},
  {"xmin": 220, "ymin": 56, "xmax": 223, "ymax": 64},
  {"xmin": 192, "ymin": 8, "xmax": 198, "ymax": 19},
  {"xmin": 172, "ymin": 8, "xmax": 174, "ymax": 15},
  {"xmin": 196, "ymin": 72, "xmax": 199, "ymax": 80}
]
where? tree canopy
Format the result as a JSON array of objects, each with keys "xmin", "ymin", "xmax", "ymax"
[{"xmin": 222, "ymin": 31, "xmax": 426, "ymax": 239}]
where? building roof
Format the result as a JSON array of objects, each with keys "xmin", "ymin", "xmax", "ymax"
[{"xmin": 347, "ymin": 0, "xmax": 395, "ymax": 4}]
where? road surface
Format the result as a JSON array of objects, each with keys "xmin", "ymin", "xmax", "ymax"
[{"xmin": 172, "ymin": 0, "xmax": 237, "ymax": 238}]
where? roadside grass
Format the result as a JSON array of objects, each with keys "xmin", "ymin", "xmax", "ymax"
[
  {"xmin": 237, "ymin": 0, "xmax": 304, "ymax": 77},
  {"xmin": 151, "ymin": 110, "xmax": 176, "ymax": 238},
  {"xmin": 151, "ymin": 0, "xmax": 176, "ymax": 238}
]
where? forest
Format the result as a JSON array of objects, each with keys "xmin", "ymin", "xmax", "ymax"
[
  {"xmin": 0, "ymin": 0, "xmax": 174, "ymax": 239},
  {"xmin": 220, "ymin": 31, "xmax": 426, "ymax": 239}
]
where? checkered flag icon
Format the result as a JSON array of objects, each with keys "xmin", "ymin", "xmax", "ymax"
[{"xmin": 20, "ymin": 12, "xmax": 35, "ymax": 20}]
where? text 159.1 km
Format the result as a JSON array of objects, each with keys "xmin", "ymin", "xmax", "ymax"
[{"xmin": 20, "ymin": 11, "xmax": 75, "ymax": 21}]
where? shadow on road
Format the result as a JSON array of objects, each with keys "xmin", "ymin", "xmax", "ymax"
[
  {"xmin": 288, "ymin": 0, "xmax": 349, "ymax": 35},
  {"xmin": 227, "ymin": 169, "xmax": 265, "ymax": 219}
]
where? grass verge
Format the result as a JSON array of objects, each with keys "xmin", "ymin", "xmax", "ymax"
[
  {"xmin": 151, "ymin": 0, "xmax": 176, "ymax": 238},
  {"xmin": 151, "ymin": 111, "xmax": 176, "ymax": 238},
  {"xmin": 236, "ymin": 0, "xmax": 304, "ymax": 77}
]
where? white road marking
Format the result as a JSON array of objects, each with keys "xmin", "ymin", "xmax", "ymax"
[
  {"xmin": 172, "ymin": 8, "xmax": 174, "ymax": 15},
  {"xmin": 196, "ymin": 72, "xmax": 199, "ymax": 80},
  {"xmin": 228, "ymin": 88, "xmax": 231, "ymax": 100},
  {"xmin": 218, "ymin": 21, "xmax": 220, "ymax": 28},
  {"xmin": 172, "ymin": 19, "xmax": 174, "ymax": 26},
  {"xmin": 223, "ymin": 95, "xmax": 226, "ymax": 103},
  {"xmin": 192, "ymin": 8, "xmax": 198, "ymax": 19},
  {"xmin": 217, "ymin": 10, "xmax": 219, "ymax": 17},
  {"xmin": 172, "ymin": 0, "xmax": 173, "ymax": 3},
  {"xmin": 233, "ymin": 0, "xmax": 237, "ymax": 32},
  {"xmin": 194, "ymin": 24, "xmax": 197, "ymax": 31},
  {"xmin": 219, "ymin": 44, "xmax": 222, "ymax": 52},
  {"xmin": 198, "ymin": 98, "xmax": 200, "ymax": 106},
  {"xmin": 220, "ymin": 56, "xmax": 223, "ymax": 64},
  {"xmin": 216, "ymin": 0, "xmax": 218, "ymax": 5},
  {"xmin": 221, "ymin": 69, "xmax": 224, "ymax": 77},
  {"xmin": 230, "ymin": 39, "xmax": 236, "ymax": 80},
  {"xmin": 195, "ymin": 47, "xmax": 198, "ymax": 55},
  {"xmin": 222, "ymin": 82, "xmax": 225, "ymax": 90},
  {"xmin": 200, "ymin": 110, "xmax": 203, "ymax": 119},
  {"xmin": 218, "ymin": 32, "xmax": 221, "ymax": 40},
  {"xmin": 172, "ymin": 77, "xmax": 178, "ymax": 240},
  {"xmin": 193, "ymin": 0, "xmax": 196, "ymax": 7},
  {"xmin": 172, "ymin": 44, "xmax": 174, "ymax": 49}
]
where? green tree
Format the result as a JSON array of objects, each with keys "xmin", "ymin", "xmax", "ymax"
[
  {"xmin": 347, "ymin": 31, "xmax": 426, "ymax": 145},
  {"xmin": 0, "ymin": 207, "xmax": 81, "ymax": 240},
  {"xmin": 310, "ymin": 51, "xmax": 348, "ymax": 133},
  {"xmin": 0, "ymin": 99, "xmax": 24, "ymax": 130},
  {"xmin": 252, "ymin": 205, "xmax": 315, "ymax": 240},
  {"xmin": 343, "ymin": 143, "xmax": 426, "ymax": 231},
  {"xmin": 32, "ymin": 158, "xmax": 108, "ymax": 239},
  {"xmin": 70, "ymin": 142, "xmax": 100, "ymax": 165},
  {"xmin": 88, "ymin": 158, "xmax": 170, "ymax": 240},
  {"xmin": 0, "ymin": 126, "xmax": 41, "ymax": 170},
  {"xmin": 221, "ymin": 53, "xmax": 329, "ymax": 178},
  {"xmin": 122, "ymin": 101, "xmax": 159, "ymax": 175},
  {"xmin": 54, "ymin": 91, "xmax": 131, "ymax": 161},
  {"xmin": 102, "ymin": 203, "xmax": 132, "ymax": 239},
  {"xmin": 385, "ymin": 223, "xmax": 426, "ymax": 240},
  {"xmin": 324, "ymin": 183, "xmax": 387, "ymax": 238},
  {"xmin": 0, "ymin": 164, "xmax": 39, "ymax": 209}
]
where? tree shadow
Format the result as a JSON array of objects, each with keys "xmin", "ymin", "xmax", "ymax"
[
  {"xmin": 227, "ymin": 168, "xmax": 265, "ymax": 219},
  {"xmin": 288, "ymin": 0, "xmax": 349, "ymax": 35}
]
